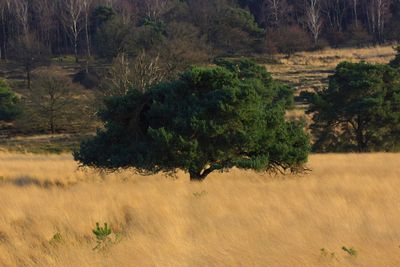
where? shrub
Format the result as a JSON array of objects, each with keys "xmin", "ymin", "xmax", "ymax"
[
  {"xmin": 0, "ymin": 79, "xmax": 21, "ymax": 122},
  {"xmin": 73, "ymin": 68, "xmax": 101, "ymax": 89}
]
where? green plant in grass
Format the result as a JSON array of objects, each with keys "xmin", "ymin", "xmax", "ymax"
[
  {"xmin": 92, "ymin": 222, "xmax": 112, "ymax": 250},
  {"xmin": 342, "ymin": 246, "xmax": 357, "ymax": 257},
  {"xmin": 49, "ymin": 232, "xmax": 63, "ymax": 245}
]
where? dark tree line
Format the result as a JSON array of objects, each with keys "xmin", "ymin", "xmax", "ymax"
[{"xmin": 1, "ymin": 0, "xmax": 400, "ymax": 63}]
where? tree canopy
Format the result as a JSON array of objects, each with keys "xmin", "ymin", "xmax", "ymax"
[
  {"xmin": 74, "ymin": 59, "xmax": 310, "ymax": 180},
  {"xmin": 390, "ymin": 46, "xmax": 400, "ymax": 68},
  {"xmin": 307, "ymin": 61, "xmax": 400, "ymax": 152},
  {"xmin": 0, "ymin": 79, "xmax": 20, "ymax": 122}
]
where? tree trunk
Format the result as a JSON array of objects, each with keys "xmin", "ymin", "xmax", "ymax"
[
  {"xmin": 85, "ymin": 12, "xmax": 90, "ymax": 74},
  {"xmin": 74, "ymin": 36, "xmax": 79, "ymax": 63},
  {"xmin": 1, "ymin": 10, "xmax": 7, "ymax": 61},
  {"xmin": 50, "ymin": 119, "xmax": 55, "ymax": 134},
  {"xmin": 26, "ymin": 67, "xmax": 31, "ymax": 90},
  {"xmin": 189, "ymin": 171, "xmax": 207, "ymax": 182},
  {"xmin": 189, "ymin": 167, "xmax": 215, "ymax": 181},
  {"xmin": 355, "ymin": 117, "xmax": 367, "ymax": 152},
  {"xmin": 85, "ymin": 12, "xmax": 91, "ymax": 58},
  {"xmin": 189, "ymin": 172, "xmax": 205, "ymax": 182}
]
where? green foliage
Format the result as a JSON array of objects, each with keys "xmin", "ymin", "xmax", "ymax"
[
  {"xmin": 307, "ymin": 61, "xmax": 400, "ymax": 152},
  {"xmin": 342, "ymin": 246, "xmax": 357, "ymax": 257},
  {"xmin": 224, "ymin": 7, "xmax": 263, "ymax": 36},
  {"xmin": 0, "ymin": 79, "xmax": 21, "ymax": 122},
  {"xmin": 92, "ymin": 222, "xmax": 112, "ymax": 250},
  {"xmin": 91, "ymin": 6, "xmax": 115, "ymax": 30},
  {"xmin": 75, "ymin": 59, "xmax": 310, "ymax": 180},
  {"xmin": 95, "ymin": 18, "xmax": 135, "ymax": 59},
  {"xmin": 390, "ymin": 46, "xmax": 400, "ymax": 68},
  {"xmin": 49, "ymin": 232, "xmax": 63, "ymax": 245},
  {"xmin": 210, "ymin": 7, "xmax": 264, "ymax": 54}
]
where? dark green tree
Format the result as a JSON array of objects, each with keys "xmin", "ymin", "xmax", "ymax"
[
  {"xmin": 91, "ymin": 5, "xmax": 115, "ymax": 32},
  {"xmin": 75, "ymin": 59, "xmax": 310, "ymax": 181},
  {"xmin": 307, "ymin": 61, "xmax": 400, "ymax": 152},
  {"xmin": 390, "ymin": 46, "xmax": 400, "ymax": 68},
  {"xmin": 0, "ymin": 79, "xmax": 20, "ymax": 122},
  {"xmin": 209, "ymin": 7, "xmax": 264, "ymax": 54},
  {"xmin": 94, "ymin": 18, "xmax": 134, "ymax": 60}
]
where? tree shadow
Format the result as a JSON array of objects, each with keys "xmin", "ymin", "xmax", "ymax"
[{"xmin": 0, "ymin": 176, "xmax": 66, "ymax": 189}]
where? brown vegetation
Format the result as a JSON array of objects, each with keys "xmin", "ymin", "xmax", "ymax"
[{"xmin": 0, "ymin": 152, "xmax": 399, "ymax": 266}]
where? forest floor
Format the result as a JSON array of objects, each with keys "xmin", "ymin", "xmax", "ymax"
[{"xmin": 0, "ymin": 152, "xmax": 399, "ymax": 266}]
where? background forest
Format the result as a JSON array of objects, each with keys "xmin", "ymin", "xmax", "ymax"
[{"xmin": 0, "ymin": 0, "xmax": 400, "ymax": 62}]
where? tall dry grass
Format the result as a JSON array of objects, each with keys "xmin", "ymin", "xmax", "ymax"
[{"xmin": 0, "ymin": 152, "xmax": 400, "ymax": 266}]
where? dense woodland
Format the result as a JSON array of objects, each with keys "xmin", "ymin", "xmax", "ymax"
[{"xmin": 0, "ymin": 0, "xmax": 400, "ymax": 64}]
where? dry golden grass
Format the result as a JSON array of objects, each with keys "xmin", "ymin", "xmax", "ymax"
[
  {"xmin": 0, "ymin": 152, "xmax": 400, "ymax": 266},
  {"xmin": 266, "ymin": 45, "xmax": 397, "ymax": 94}
]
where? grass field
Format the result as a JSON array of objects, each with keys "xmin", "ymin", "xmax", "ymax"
[
  {"xmin": 265, "ymin": 45, "xmax": 396, "ymax": 94},
  {"xmin": 0, "ymin": 152, "xmax": 400, "ymax": 266}
]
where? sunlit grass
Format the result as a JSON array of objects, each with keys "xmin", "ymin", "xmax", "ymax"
[{"xmin": 0, "ymin": 152, "xmax": 400, "ymax": 266}]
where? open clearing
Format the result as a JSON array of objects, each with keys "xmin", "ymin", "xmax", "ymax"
[{"xmin": 0, "ymin": 153, "xmax": 399, "ymax": 266}]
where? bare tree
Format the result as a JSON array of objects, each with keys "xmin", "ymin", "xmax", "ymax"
[
  {"xmin": 351, "ymin": 0, "xmax": 359, "ymax": 26},
  {"xmin": 266, "ymin": 0, "xmax": 289, "ymax": 28},
  {"xmin": 143, "ymin": 0, "xmax": 168, "ymax": 21},
  {"xmin": 101, "ymin": 53, "xmax": 132, "ymax": 96},
  {"xmin": 322, "ymin": 0, "xmax": 347, "ymax": 32},
  {"xmin": 82, "ymin": 0, "xmax": 93, "ymax": 59},
  {"xmin": 62, "ymin": 0, "xmax": 84, "ymax": 63},
  {"xmin": 0, "ymin": 0, "xmax": 12, "ymax": 60},
  {"xmin": 13, "ymin": 0, "xmax": 29, "ymax": 36},
  {"xmin": 374, "ymin": 0, "xmax": 391, "ymax": 42},
  {"xmin": 305, "ymin": 0, "xmax": 323, "ymax": 46},
  {"xmin": 365, "ymin": 0, "xmax": 391, "ymax": 42},
  {"xmin": 33, "ymin": 0, "xmax": 55, "ymax": 50},
  {"xmin": 100, "ymin": 51, "xmax": 166, "ymax": 97},
  {"xmin": 11, "ymin": 34, "xmax": 50, "ymax": 89},
  {"xmin": 131, "ymin": 51, "xmax": 165, "ymax": 93},
  {"xmin": 115, "ymin": 0, "xmax": 137, "ymax": 25},
  {"xmin": 22, "ymin": 66, "xmax": 94, "ymax": 134}
]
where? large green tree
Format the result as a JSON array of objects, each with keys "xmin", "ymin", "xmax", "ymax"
[
  {"xmin": 0, "ymin": 79, "xmax": 20, "ymax": 122},
  {"xmin": 75, "ymin": 59, "xmax": 310, "ymax": 180},
  {"xmin": 307, "ymin": 61, "xmax": 400, "ymax": 152}
]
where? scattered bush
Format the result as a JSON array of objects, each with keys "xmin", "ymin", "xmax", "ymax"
[
  {"xmin": 0, "ymin": 79, "xmax": 21, "ymax": 122},
  {"xmin": 73, "ymin": 68, "xmax": 102, "ymax": 89},
  {"xmin": 269, "ymin": 26, "xmax": 311, "ymax": 57}
]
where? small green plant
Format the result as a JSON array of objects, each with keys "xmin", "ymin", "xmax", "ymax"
[
  {"xmin": 92, "ymin": 222, "xmax": 112, "ymax": 250},
  {"xmin": 342, "ymin": 246, "xmax": 357, "ymax": 257},
  {"xmin": 49, "ymin": 232, "xmax": 63, "ymax": 245}
]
